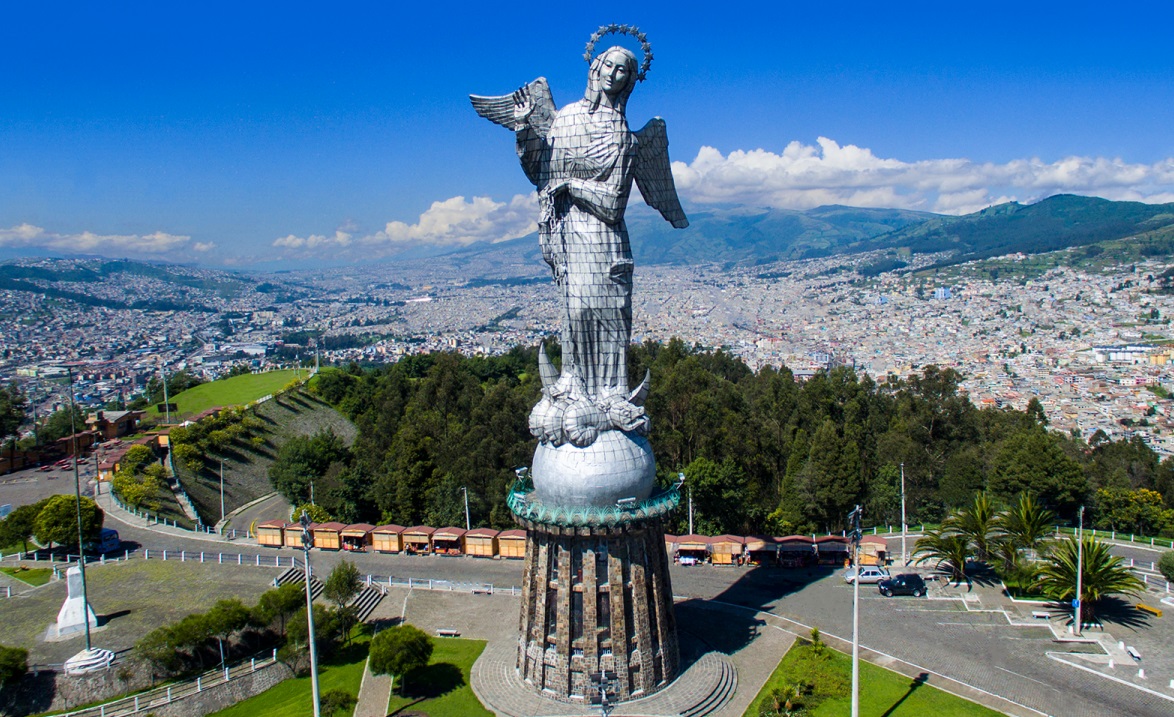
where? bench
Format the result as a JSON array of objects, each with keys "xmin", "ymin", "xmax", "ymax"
[
  {"xmin": 436, "ymin": 628, "xmax": 461, "ymax": 638},
  {"xmin": 1126, "ymin": 646, "xmax": 1141, "ymax": 661},
  {"xmin": 1031, "ymin": 610, "xmax": 1050, "ymax": 620},
  {"xmin": 1136, "ymin": 603, "xmax": 1163, "ymax": 618}
]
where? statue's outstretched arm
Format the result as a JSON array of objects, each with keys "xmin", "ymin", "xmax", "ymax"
[{"xmin": 470, "ymin": 79, "xmax": 557, "ymax": 189}]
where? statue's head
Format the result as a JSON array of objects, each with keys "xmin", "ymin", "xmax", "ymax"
[{"xmin": 587, "ymin": 46, "xmax": 638, "ymax": 113}]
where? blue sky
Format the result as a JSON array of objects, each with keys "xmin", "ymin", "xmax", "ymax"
[{"xmin": 2, "ymin": 2, "xmax": 1173, "ymax": 267}]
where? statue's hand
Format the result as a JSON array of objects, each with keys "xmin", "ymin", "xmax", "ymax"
[{"xmin": 512, "ymin": 86, "xmax": 534, "ymax": 129}]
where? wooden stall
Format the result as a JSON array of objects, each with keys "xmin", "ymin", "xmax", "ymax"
[
  {"xmin": 402, "ymin": 526, "xmax": 435, "ymax": 555},
  {"xmin": 776, "ymin": 535, "xmax": 815, "ymax": 568},
  {"xmin": 312, "ymin": 522, "xmax": 346, "ymax": 551},
  {"xmin": 675, "ymin": 534, "xmax": 711, "ymax": 564},
  {"xmin": 744, "ymin": 536, "xmax": 778, "ymax": 566},
  {"xmin": 497, "ymin": 529, "xmax": 527, "ymax": 559},
  {"xmin": 815, "ymin": 535, "xmax": 850, "ymax": 566},
  {"xmin": 371, "ymin": 524, "xmax": 405, "ymax": 553},
  {"xmin": 256, "ymin": 519, "xmax": 287, "ymax": 548},
  {"xmin": 858, "ymin": 535, "xmax": 888, "ymax": 566},
  {"xmin": 432, "ymin": 527, "xmax": 467, "ymax": 555},
  {"xmin": 284, "ymin": 522, "xmax": 310, "ymax": 549},
  {"xmin": 341, "ymin": 523, "xmax": 374, "ymax": 552},
  {"xmin": 709, "ymin": 535, "xmax": 745, "ymax": 566},
  {"xmin": 464, "ymin": 528, "xmax": 499, "ymax": 558}
]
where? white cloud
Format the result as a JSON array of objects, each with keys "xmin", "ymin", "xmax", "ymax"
[
  {"xmin": 271, "ymin": 194, "xmax": 539, "ymax": 259},
  {"xmin": 672, "ymin": 138, "xmax": 1174, "ymax": 215},
  {"xmin": 367, "ymin": 194, "xmax": 538, "ymax": 247},
  {"xmin": 272, "ymin": 230, "xmax": 353, "ymax": 250},
  {"xmin": 0, "ymin": 224, "xmax": 196, "ymax": 255}
]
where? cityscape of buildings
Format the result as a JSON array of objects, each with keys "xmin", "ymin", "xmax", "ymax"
[{"xmin": 4, "ymin": 248, "xmax": 1174, "ymax": 454}]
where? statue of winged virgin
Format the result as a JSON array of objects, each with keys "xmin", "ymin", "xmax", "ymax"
[{"xmin": 471, "ymin": 26, "xmax": 689, "ymax": 452}]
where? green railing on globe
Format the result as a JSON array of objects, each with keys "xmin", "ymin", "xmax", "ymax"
[{"xmin": 507, "ymin": 479, "xmax": 680, "ymax": 527}]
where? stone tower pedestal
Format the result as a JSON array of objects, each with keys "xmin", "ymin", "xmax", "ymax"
[{"xmin": 510, "ymin": 486, "xmax": 680, "ymax": 703}]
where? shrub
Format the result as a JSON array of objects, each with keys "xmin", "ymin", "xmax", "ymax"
[
  {"xmin": 1159, "ymin": 551, "xmax": 1174, "ymax": 582},
  {"xmin": 0, "ymin": 644, "xmax": 28, "ymax": 685},
  {"xmin": 320, "ymin": 689, "xmax": 358, "ymax": 717}
]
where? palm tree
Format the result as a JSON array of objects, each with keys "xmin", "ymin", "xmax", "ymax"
[
  {"xmin": 913, "ymin": 526, "xmax": 971, "ymax": 582},
  {"xmin": 1038, "ymin": 535, "xmax": 1145, "ymax": 625},
  {"xmin": 999, "ymin": 493, "xmax": 1055, "ymax": 551},
  {"xmin": 953, "ymin": 491, "xmax": 1002, "ymax": 563}
]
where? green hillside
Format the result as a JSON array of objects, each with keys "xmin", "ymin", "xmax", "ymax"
[
  {"xmin": 872, "ymin": 194, "xmax": 1174, "ymax": 266},
  {"xmin": 173, "ymin": 388, "xmax": 357, "ymax": 525},
  {"xmin": 149, "ymin": 369, "xmax": 303, "ymax": 420}
]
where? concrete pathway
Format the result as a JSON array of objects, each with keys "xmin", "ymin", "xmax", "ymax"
[{"xmin": 354, "ymin": 656, "xmax": 392, "ymax": 717}]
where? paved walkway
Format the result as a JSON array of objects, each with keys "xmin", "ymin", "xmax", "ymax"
[
  {"xmin": 95, "ymin": 489, "xmax": 230, "ymax": 544},
  {"xmin": 353, "ymin": 656, "xmax": 392, "ymax": 717}
]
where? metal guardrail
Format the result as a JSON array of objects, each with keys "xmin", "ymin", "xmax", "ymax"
[{"xmin": 49, "ymin": 649, "xmax": 280, "ymax": 717}]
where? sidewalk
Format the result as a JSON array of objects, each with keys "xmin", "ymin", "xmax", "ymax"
[
  {"xmin": 353, "ymin": 656, "xmax": 392, "ymax": 717},
  {"xmin": 94, "ymin": 488, "xmax": 234, "ymax": 545}
]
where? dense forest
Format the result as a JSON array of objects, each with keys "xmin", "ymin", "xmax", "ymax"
[{"xmin": 264, "ymin": 341, "xmax": 1174, "ymax": 538}]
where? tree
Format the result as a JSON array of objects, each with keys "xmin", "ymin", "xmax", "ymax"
[
  {"xmin": 206, "ymin": 598, "xmax": 250, "ymax": 666},
  {"xmin": 913, "ymin": 526, "xmax": 971, "ymax": 583},
  {"xmin": 0, "ymin": 644, "xmax": 29, "ymax": 685},
  {"xmin": 323, "ymin": 559, "xmax": 362, "ymax": 641},
  {"xmin": 287, "ymin": 604, "xmax": 343, "ymax": 662},
  {"xmin": 953, "ymin": 492, "xmax": 1002, "ymax": 563},
  {"xmin": 989, "ymin": 429, "xmax": 1088, "ymax": 515},
  {"xmin": 998, "ymin": 493, "xmax": 1056, "ymax": 556},
  {"xmin": 1038, "ymin": 535, "xmax": 1144, "ymax": 625},
  {"xmin": 323, "ymin": 559, "xmax": 362, "ymax": 612},
  {"xmin": 39, "ymin": 405, "xmax": 85, "ymax": 444},
  {"xmin": 0, "ymin": 384, "xmax": 27, "ymax": 463},
  {"xmin": 0, "ymin": 500, "xmax": 47, "ymax": 552},
  {"xmin": 290, "ymin": 503, "xmax": 331, "ymax": 524},
  {"xmin": 34, "ymin": 495, "xmax": 103, "ymax": 548},
  {"xmin": 255, "ymin": 583, "xmax": 304, "ymax": 636},
  {"xmin": 368, "ymin": 624, "xmax": 433, "ymax": 695},
  {"xmin": 1158, "ymin": 551, "xmax": 1174, "ymax": 583},
  {"xmin": 120, "ymin": 444, "xmax": 154, "ymax": 473}
]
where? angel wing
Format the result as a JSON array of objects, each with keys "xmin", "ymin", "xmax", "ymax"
[
  {"xmin": 469, "ymin": 77, "xmax": 557, "ymax": 139},
  {"xmin": 633, "ymin": 118, "xmax": 689, "ymax": 229}
]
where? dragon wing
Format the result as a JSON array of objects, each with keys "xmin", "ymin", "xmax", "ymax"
[
  {"xmin": 633, "ymin": 117, "xmax": 689, "ymax": 229},
  {"xmin": 469, "ymin": 77, "xmax": 557, "ymax": 139}
]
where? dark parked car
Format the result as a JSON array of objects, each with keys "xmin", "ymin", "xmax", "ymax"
[{"xmin": 877, "ymin": 573, "xmax": 926, "ymax": 597}]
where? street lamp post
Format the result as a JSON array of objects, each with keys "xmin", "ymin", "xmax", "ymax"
[
  {"xmin": 590, "ymin": 670, "xmax": 617, "ymax": 717},
  {"xmin": 219, "ymin": 459, "xmax": 226, "ymax": 522},
  {"xmin": 848, "ymin": 504, "xmax": 863, "ymax": 717},
  {"xmin": 159, "ymin": 363, "xmax": 171, "ymax": 425},
  {"xmin": 1075, "ymin": 505, "xmax": 1085, "ymax": 637},
  {"xmin": 900, "ymin": 462, "xmax": 907, "ymax": 565},
  {"xmin": 299, "ymin": 511, "xmax": 321, "ymax": 717},
  {"xmin": 66, "ymin": 367, "xmax": 93, "ymax": 652},
  {"xmin": 460, "ymin": 487, "xmax": 470, "ymax": 532}
]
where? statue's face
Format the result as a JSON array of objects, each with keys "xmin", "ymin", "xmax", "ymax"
[{"xmin": 598, "ymin": 50, "xmax": 631, "ymax": 96}]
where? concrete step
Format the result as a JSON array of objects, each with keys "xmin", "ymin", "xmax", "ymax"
[{"xmin": 349, "ymin": 586, "xmax": 385, "ymax": 623}]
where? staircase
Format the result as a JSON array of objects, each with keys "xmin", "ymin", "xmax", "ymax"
[
  {"xmin": 275, "ymin": 566, "xmax": 323, "ymax": 600},
  {"xmin": 349, "ymin": 586, "xmax": 386, "ymax": 622},
  {"xmin": 679, "ymin": 653, "xmax": 737, "ymax": 717}
]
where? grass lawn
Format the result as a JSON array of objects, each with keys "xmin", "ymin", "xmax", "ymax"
[
  {"xmin": 385, "ymin": 638, "xmax": 492, "ymax": 717},
  {"xmin": 147, "ymin": 369, "xmax": 303, "ymax": 420},
  {"xmin": 210, "ymin": 636, "xmax": 370, "ymax": 717},
  {"xmin": 745, "ymin": 637, "xmax": 1002, "ymax": 717},
  {"xmin": 0, "ymin": 566, "xmax": 53, "ymax": 586}
]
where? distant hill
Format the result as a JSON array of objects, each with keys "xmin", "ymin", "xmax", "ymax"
[
  {"xmin": 866, "ymin": 194, "xmax": 1174, "ymax": 267},
  {"xmin": 437, "ymin": 195, "xmax": 1174, "ymax": 276}
]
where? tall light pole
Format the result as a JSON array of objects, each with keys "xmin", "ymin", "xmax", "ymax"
[
  {"xmin": 848, "ymin": 504, "xmax": 863, "ymax": 717},
  {"xmin": 66, "ymin": 367, "xmax": 93, "ymax": 652},
  {"xmin": 1075, "ymin": 505, "xmax": 1085, "ymax": 637},
  {"xmin": 161, "ymin": 364, "xmax": 171, "ymax": 424},
  {"xmin": 460, "ymin": 486, "xmax": 470, "ymax": 531},
  {"xmin": 900, "ymin": 462, "xmax": 907, "ymax": 565},
  {"xmin": 219, "ymin": 459, "xmax": 226, "ymax": 522},
  {"xmin": 299, "ymin": 511, "xmax": 321, "ymax": 717}
]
